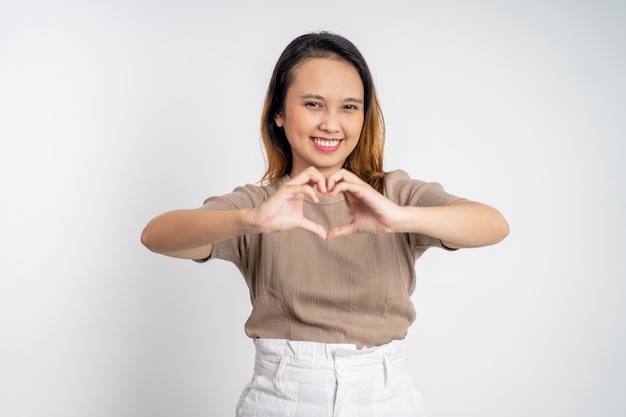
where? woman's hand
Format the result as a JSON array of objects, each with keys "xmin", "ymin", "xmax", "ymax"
[
  {"xmin": 252, "ymin": 168, "xmax": 405, "ymax": 240},
  {"xmin": 250, "ymin": 166, "xmax": 509, "ymax": 247},
  {"xmin": 325, "ymin": 169, "xmax": 509, "ymax": 247},
  {"xmin": 250, "ymin": 167, "xmax": 329, "ymax": 239},
  {"xmin": 325, "ymin": 169, "xmax": 402, "ymax": 239}
]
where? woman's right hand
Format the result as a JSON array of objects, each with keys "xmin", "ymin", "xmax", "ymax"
[
  {"xmin": 141, "ymin": 168, "xmax": 329, "ymax": 260},
  {"xmin": 249, "ymin": 167, "xmax": 328, "ymax": 239}
]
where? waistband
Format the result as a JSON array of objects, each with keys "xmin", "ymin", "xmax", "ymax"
[{"xmin": 252, "ymin": 338, "xmax": 408, "ymax": 388}]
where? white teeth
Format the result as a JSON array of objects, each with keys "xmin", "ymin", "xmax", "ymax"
[{"xmin": 314, "ymin": 138, "xmax": 341, "ymax": 147}]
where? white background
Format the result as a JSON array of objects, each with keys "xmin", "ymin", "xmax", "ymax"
[{"xmin": 1, "ymin": 1, "xmax": 624, "ymax": 416}]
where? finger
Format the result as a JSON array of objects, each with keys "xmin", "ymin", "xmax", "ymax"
[
  {"xmin": 326, "ymin": 223, "xmax": 359, "ymax": 240},
  {"xmin": 326, "ymin": 169, "xmax": 363, "ymax": 191},
  {"xmin": 290, "ymin": 167, "xmax": 328, "ymax": 194},
  {"xmin": 328, "ymin": 180, "xmax": 369, "ymax": 198},
  {"xmin": 279, "ymin": 175, "xmax": 321, "ymax": 197},
  {"xmin": 299, "ymin": 218, "xmax": 328, "ymax": 240},
  {"xmin": 287, "ymin": 184, "xmax": 320, "ymax": 203}
]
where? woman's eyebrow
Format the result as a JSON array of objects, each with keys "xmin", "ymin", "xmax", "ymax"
[
  {"xmin": 300, "ymin": 93, "xmax": 363, "ymax": 104},
  {"xmin": 300, "ymin": 94, "xmax": 324, "ymax": 101}
]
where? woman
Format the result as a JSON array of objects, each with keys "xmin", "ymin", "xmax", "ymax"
[{"xmin": 142, "ymin": 32, "xmax": 509, "ymax": 417}]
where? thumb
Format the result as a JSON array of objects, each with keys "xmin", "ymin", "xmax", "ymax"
[
  {"xmin": 326, "ymin": 223, "xmax": 358, "ymax": 240},
  {"xmin": 299, "ymin": 219, "xmax": 329, "ymax": 240}
]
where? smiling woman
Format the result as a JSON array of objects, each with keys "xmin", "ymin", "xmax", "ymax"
[
  {"xmin": 260, "ymin": 32, "xmax": 387, "ymax": 193},
  {"xmin": 140, "ymin": 31, "xmax": 509, "ymax": 417},
  {"xmin": 274, "ymin": 58, "xmax": 364, "ymax": 177}
]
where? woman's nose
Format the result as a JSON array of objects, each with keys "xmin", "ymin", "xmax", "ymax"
[{"xmin": 319, "ymin": 111, "xmax": 340, "ymax": 133}]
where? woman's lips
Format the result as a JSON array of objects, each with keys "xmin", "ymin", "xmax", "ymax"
[{"xmin": 311, "ymin": 137, "xmax": 343, "ymax": 152}]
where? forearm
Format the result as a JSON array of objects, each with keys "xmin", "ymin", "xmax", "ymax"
[
  {"xmin": 141, "ymin": 208, "xmax": 255, "ymax": 256},
  {"xmin": 394, "ymin": 200, "xmax": 509, "ymax": 248}
]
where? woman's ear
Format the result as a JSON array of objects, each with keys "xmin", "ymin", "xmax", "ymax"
[{"xmin": 274, "ymin": 112, "xmax": 284, "ymax": 127}]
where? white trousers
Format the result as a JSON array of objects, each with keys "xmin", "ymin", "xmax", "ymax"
[{"xmin": 235, "ymin": 338, "xmax": 426, "ymax": 417}]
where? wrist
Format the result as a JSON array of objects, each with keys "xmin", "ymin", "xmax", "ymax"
[
  {"xmin": 239, "ymin": 208, "xmax": 263, "ymax": 234},
  {"xmin": 391, "ymin": 205, "xmax": 423, "ymax": 233}
]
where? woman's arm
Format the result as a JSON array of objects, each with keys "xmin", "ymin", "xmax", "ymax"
[
  {"xmin": 141, "ymin": 167, "xmax": 329, "ymax": 259},
  {"xmin": 140, "ymin": 208, "xmax": 255, "ymax": 260},
  {"xmin": 325, "ymin": 169, "xmax": 509, "ymax": 247},
  {"xmin": 393, "ymin": 199, "xmax": 509, "ymax": 248}
]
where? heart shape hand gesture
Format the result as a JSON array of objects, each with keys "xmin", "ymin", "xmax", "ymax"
[{"xmin": 251, "ymin": 167, "xmax": 402, "ymax": 240}]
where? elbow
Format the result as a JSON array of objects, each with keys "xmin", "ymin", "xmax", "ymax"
[
  {"xmin": 497, "ymin": 222, "xmax": 510, "ymax": 244},
  {"xmin": 140, "ymin": 226, "xmax": 152, "ymax": 250},
  {"xmin": 490, "ymin": 211, "xmax": 510, "ymax": 245},
  {"xmin": 140, "ymin": 223, "xmax": 159, "ymax": 253},
  {"xmin": 471, "ymin": 205, "xmax": 510, "ymax": 247}
]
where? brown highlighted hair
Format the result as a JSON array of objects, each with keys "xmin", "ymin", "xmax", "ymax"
[{"xmin": 260, "ymin": 32, "xmax": 386, "ymax": 192}]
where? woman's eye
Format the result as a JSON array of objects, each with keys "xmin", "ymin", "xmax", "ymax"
[
  {"xmin": 305, "ymin": 102, "xmax": 321, "ymax": 108},
  {"xmin": 343, "ymin": 104, "xmax": 359, "ymax": 110}
]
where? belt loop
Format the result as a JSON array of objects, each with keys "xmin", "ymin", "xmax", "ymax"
[
  {"xmin": 383, "ymin": 356, "xmax": 392, "ymax": 389},
  {"xmin": 275, "ymin": 356, "xmax": 288, "ymax": 392}
]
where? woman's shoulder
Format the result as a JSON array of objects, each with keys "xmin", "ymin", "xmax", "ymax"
[
  {"xmin": 383, "ymin": 169, "xmax": 458, "ymax": 206},
  {"xmin": 383, "ymin": 169, "xmax": 430, "ymax": 190},
  {"xmin": 383, "ymin": 169, "xmax": 411, "ymax": 183},
  {"xmin": 201, "ymin": 177, "xmax": 286, "ymax": 208}
]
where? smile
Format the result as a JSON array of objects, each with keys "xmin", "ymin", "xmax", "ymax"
[{"xmin": 312, "ymin": 137, "xmax": 343, "ymax": 151}]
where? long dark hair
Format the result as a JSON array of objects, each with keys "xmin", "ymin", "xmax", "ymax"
[{"xmin": 260, "ymin": 32, "xmax": 386, "ymax": 192}]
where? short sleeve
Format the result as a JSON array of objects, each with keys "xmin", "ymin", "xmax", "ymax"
[
  {"xmin": 384, "ymin": 170, "xmax": 461, "ymax": 253},
  {"xmin": 196, "ymin": 183, "xmax": 268, "ymax": 265}
]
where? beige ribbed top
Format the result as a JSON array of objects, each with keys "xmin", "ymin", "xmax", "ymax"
[{"xmin": 201, "ymin": 170, "xmax": 459, "ymax": 348}]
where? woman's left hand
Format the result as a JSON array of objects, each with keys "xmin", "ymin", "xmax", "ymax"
[
  {"xmin": 325, "ymin": 169, "xmax": 401, "ymax": 239},
  {"xmin": 325, "ymin": 169, "xmax": 509, "ymax": 246}
]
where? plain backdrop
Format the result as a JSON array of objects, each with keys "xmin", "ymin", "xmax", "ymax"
[{"xmin": 1, "ymin": 1, "xmax": 624, "ymax": 416}]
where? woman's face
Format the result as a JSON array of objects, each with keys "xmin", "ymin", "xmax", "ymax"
[{"xmin": 275, "ymin": 57, "xmax": 365, "ymax": 177}]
